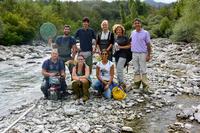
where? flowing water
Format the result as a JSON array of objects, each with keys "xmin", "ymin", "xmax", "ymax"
[
  {"xmin": 0, "ymin": 59, "xmax": 43, "ymax": 116},
  {"xmin": 125, "ymin": 95, "xmax": 200, "ymax": 133}
]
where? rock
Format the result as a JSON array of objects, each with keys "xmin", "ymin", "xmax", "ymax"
[
  {"xmin": 79, "ymin": 123, "xmax": 91, "ymax": 133},
  {"xmin": 121, "ymin": 126, "xmax": 133, "ymax": 132},
  {"xmin": 63, "ymin": 108, "xmax": 79, "ymax": 116},
  {"xmin": 184, "ymin": 123, "xmax": 192, "ymax": 129},
  {"xmin": 194, "ymin": 112, "xmax": 200, "ymax": 123}
]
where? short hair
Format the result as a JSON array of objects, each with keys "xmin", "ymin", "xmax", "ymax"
[
  {"xmin": 82, "ymin": 17, "xmax": 90, "ymax": 23},
  {"xmin": 51, "ymin": 48, "xmax": 58, "ymax": 53},
  {"xmin": 101, "ymin": 20, "xmax": 109, "ymax": 29},
  {"xmin": 133, "ymin": 18, "xmax": 142, "ymax": 23},
  {"xmin": 64, "ymin": 25, "xmax": 71, "ymax": 29}
]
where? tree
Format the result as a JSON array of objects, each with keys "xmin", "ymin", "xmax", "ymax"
[
  {"xmin": 120, "ymin": 3, "xmax": 126, "ymax": 23},
  {"xmin": 171, "ymin": 0, "xmax": 200, "ymax": 42}
]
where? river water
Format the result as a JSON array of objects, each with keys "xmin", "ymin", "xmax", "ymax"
[{"xmin": 0, "ymin": 59, "xmax": 43, "ymax": 116}]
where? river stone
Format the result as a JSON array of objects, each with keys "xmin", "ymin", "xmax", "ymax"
[
  {"xmin": 63, "ymin": 108, "xmax": 78, "ymax": 116},
  {"xmin": 184, "ymin": 123, "xmax": 192, "ymax": 129},
  {"xmin": 121, "ymin": 126, "xmax": 133, "ymax": 132},
  {"xmin": 194, "ymin": 112, "xmax": 200, "ymax": 123},
  {"xmin": 78, "ymin": 123, "xmax": 90, "ymax": 133}
]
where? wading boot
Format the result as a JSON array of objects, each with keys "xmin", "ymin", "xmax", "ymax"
[
  {"xmin": 141, "ymin": 74, "xmax": 152, "ymax": 94},
  {"xmin": 133, "ymin": 74, "xmax": 142, "ymax": 89}
]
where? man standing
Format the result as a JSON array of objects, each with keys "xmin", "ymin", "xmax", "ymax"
[
  {"xmin": 130, "ymin": 18, "xmax": 152, "ymax": 93},
  {"xmin": 41, "ymin": 49, "xmax": 68, "ymax": 99},
  {"xmin": 75, "ymin": 17, "xmax": 96, "ymax": 73},
  {"xmin": 51, "ymin": 25, "xmax": 77, "ymax": 74}
]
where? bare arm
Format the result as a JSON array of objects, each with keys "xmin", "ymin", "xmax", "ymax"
[
  {"xmin": 119, "ymin": 43, "xmax": 131, "ymax": 49},
  {"xmin": 42, "ymin": 69, "xmax": 56, "ymax": 77},
  {"xmin": 106, "ymin": 43, "xmax": 112, "ymax": 52},
  {"xmin": 108, "ymin": 64, "xmax": 114, "ymax": 86},
  {"xmin": 72, "ymin": 45, "xmax": 77, "ymax": 59},
  {"xmin": 146, "ymin": 43, "xmax": 152, "ymax": 62},
  {"xmin": 72, "ymin": 67, "xmax": 79, "ymax": 80}
]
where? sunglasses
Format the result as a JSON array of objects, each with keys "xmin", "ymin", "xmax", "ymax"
[
  {"xmin": 78, "ymin": 58, "xmax": 84, "ymax": 60},
  {"xmin": 101, "ymin": 53, "xmax": 108, "ymax": 55}
]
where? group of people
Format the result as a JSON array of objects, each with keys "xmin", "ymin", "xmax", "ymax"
[{"xmin": 41, "ymin": 17, "xmax": 152, "ymax": 102}]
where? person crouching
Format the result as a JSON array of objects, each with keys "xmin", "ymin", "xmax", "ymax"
[{"xmin": 72, "ymin": 54, "xmax": 91, "ymax": 102}]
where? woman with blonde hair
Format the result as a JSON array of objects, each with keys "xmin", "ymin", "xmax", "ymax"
[{"xmin": 96, "ymin": 20, "xmax": 114, "ymax": 61}]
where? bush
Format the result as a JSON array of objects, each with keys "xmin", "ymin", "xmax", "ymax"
[
  {"xmin": 1, "ymin": 13, "xmax": 35, "ymax": 45},
  {"xmin": 159, "ymin": 17, "xmax": 171, "ymax": 37},
  {"xmin": 171, "ymin": 0, "xmax": 200, "ymax": 42}
]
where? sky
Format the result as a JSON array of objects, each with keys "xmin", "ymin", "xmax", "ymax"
[
  {"xmin": 63, "ymin": 0, "xmax": 177, "ymax": 4},
  {"xmin": 142, "ymin": 0, "xmax": 177, "ymax": 3}
]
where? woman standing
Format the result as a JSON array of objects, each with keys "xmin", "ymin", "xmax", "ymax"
[
  {"xmin": 96, "ymin": 20, "xmax": 114, "ymax": 61},
  {"xmin": 113, "ymin": 24, "xmax": 132, "ymax": 85},
  {"xmin": 72, "ymin": 55, "xmax": 90, "ymax": 102},
  {"xmin": 93, "ymin": 49, "xmax": 117, "ymax": 99}
]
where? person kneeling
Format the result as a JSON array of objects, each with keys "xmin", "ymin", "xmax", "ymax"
[
  {"xmin": 41, "ymin": 49, "xmax": 68, "ymax": 100},
  {"xmin": 93, "ymin": 49, "xmax": 117, "ymax": 99},
  {"xmin": 72, "ymin": 55, "xmax": 91, "ymax": 102}
]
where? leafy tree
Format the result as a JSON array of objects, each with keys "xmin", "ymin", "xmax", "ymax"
[
  {"xmin": 159, "ymin": 17, "xmax": 171, "ymax": 37},
  {"xmin": 1, "ymin": 13, "xmax": 34, "ymax": 45},
  {"xmin": 119, "ymin": 3, "xmax": 126, "ymax": 23},
  {"xmin": 171, "ymin": 0, "xmax": 200, "ymax": 42}
]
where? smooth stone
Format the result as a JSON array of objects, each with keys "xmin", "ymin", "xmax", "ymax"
[{"xmin": 121, "ymin": 126, "xmax": 133, "ymax": 132}]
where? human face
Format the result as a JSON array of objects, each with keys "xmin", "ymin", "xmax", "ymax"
[
  {"xmin": 83, "ymin": 21, "xmax": 89, "ymax": 29},
  {"xmin": 102, "ymin": 22, "xmax": 108, "ymax": 31},
  {"xmin": 64, "ymin": 27, "xmax": 70, "ymax": 36},
  {"xmin": 51, "ymin": 51, "xmax": 58, "ymax": 61},
  {"xmin": 116, "ymin": 27, "xmax": 123, "ymax": 36},
  {"xmin": 134, "ymin": 20, "xmax": 142, "ymax": 31},
  {"xmin": 101, "ymin": 51, "xmax": 108, "ymax": 60},
  {"xmin": 77, "ymin": 56, "xmax": 85, "ymax": 64}
]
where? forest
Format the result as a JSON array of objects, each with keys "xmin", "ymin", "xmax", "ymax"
[{"xmin": 0, "ymin": 0, "xmax": 200, "ymax": 47}]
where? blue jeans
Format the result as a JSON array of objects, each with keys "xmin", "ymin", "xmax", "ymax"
[{"xmin": 92, "ymin": 80, "xmax": 117, "ymax": 99}]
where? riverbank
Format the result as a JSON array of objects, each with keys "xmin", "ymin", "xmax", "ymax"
[{"xmin": 0, "ymin": 38, "xmax": 200, "ymax": 133}]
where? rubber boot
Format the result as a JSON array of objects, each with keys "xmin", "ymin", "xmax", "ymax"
[
  {"xmin": 82, "ymin": 82, "xmax": 90, "ymax": 102},
  {"xmin": 133, "ymin": 74, "xmax": 142, "ymax": 89},
  {"xmin": 141, "ymin": 74, "xmax": 151, "ymax": 94},
  {"xmin": 72, "ymin": 81, "xmax": 81, "ymax": 99}
]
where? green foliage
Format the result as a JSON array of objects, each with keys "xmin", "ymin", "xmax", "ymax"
[
  {"xmin": 120, "ymin": 3, "xmax": 126, "ymax": 23},
  {"xmin": 1, "ymin": 13, "xmax": 35, "ymax": 45},
  {"xmin": 171, "ymin": 0, "xmax": 200, "ymax": 42},
  {"xmin": 0, "ymin": 0, "xmax": 199, "ymax": 45},
  {"xmin": 0, "ymin": 19, "xmax": 3, "ymax": 39},
  {"xmin": 159, "ymin": 17, "xmax": 171, "ymax": 37}
]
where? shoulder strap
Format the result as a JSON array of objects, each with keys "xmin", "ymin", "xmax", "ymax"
[{"xmin": 108, "ymin": 31, "xmax": 111, "ymax": 41}]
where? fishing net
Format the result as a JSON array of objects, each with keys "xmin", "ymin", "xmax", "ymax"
[{"xmin": 40, "ymin": 22, "xmax": 57, "ymax": 41}]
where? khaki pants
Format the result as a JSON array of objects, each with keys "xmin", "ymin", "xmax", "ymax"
[{"xmin": 72, "ymin": 80, "xmax": 90, "ymax": 101}]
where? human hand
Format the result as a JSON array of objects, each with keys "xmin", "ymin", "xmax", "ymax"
[
  {"xmin": 104, "ymin": 84, "xmax": 109, "ymax": 90},
  {"xmin": 146, "ymin": 55, "xmax": 151, "ymax": 62},
  {"xmin": 49, "ymin": 73, "xmax": 56, "ymax": 77}
]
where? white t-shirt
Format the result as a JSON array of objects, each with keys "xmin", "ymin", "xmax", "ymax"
[{"xmin": 96, "ymin": 60, "xmax": 113, "ymax": 81}]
